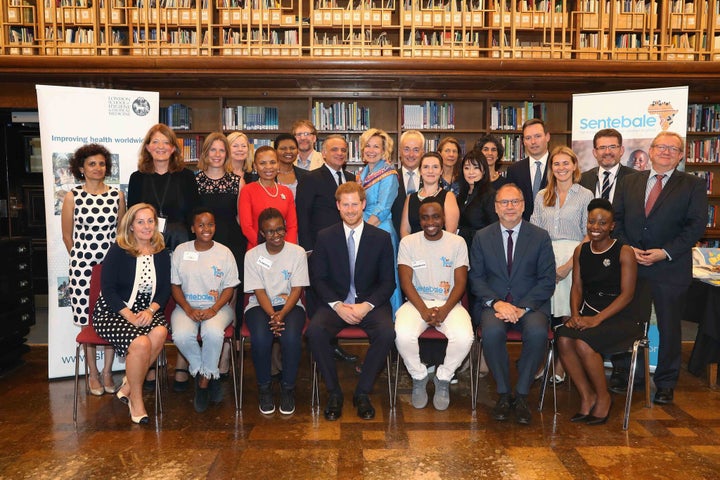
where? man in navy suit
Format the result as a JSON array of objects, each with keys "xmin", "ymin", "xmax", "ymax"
[
  {"xmin": 296, "ymin": 135, "xmax": 356, "ymax": 252},
  {"xmin": 392, "ymin": 130, "xmax": 424, "ymax": 237},
  {"xmin": 306, "ymin": 181, "xmax": 396, "ymax": 421},
  {"xmin": 469, "ymin": 183, "xmax": 556, "ymax": 424},
  {"xmin": 613, "ymin": 131, "xmax": 707, "ymax": 405},
  {"xmin": 579, "ymin": 128, "xmax": 636, "ymax": 203},
  {"xmin": 295, "ymin": 135, "xmax": 359, "ymax": 363},
  {"xmin": 505, "ymin": 118, "xmax": 550, "ymax": 220}
]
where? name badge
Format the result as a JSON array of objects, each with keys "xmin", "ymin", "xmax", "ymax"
[
  {"xmin": 412, "ymin": 260, "xmax": 427, "ymax": 269},
  {"xmin": 257, "ymin": 255, "xmax": 273, "ymax": 270},
  {"xmin": 157, "ymin": 216, "xmax": 167, "ymax": 234},
  {"xmin": 183, "ymin": 251, "xmax": 199, "ymax": 261}
]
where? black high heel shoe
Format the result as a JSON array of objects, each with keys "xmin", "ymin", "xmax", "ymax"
[{"xmin": 586, "ymin": 400, "xmax": 613, "ymax": 426}]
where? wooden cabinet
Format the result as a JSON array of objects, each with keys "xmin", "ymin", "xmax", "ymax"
[
  {"xmin": 2, "ymin": 0, "xmax": 38, "ymax": 56},
  {"xmin": 0, "ymin": 237, "xmax": 34, "ymax": 374}
]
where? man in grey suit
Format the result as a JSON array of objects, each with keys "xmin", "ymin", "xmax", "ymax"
[
  {"xmin": 469, "ymin": 184, "xmax": 556, "ymax": 424},
  {"xmin": 613, "ymin": 131, "xmax": 707, "ymax": 405},
  {"xmin": 579, "ymin": 128, "xmax": 636, "ymax": 203}
]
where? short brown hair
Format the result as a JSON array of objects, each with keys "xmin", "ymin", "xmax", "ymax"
[
  {"xmin": 593, "ymin": 128, "xmax": 623, "ymax": 148},
  {"xmin": 291, "ymin": 119, "xmax": 317, "ymax": 136},
  {"xmin": 335, "ymin": 180, "xmax": 366, "ymax": 202},
  {"xmin": 522, "ymin": 118, "xmax": 546, "ymax": 135}
]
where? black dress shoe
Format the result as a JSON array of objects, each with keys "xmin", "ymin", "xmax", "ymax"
[
  {"xmin": 514, "ymin": 395, "xmax": 532, "ymax": 425},
  {"xmin": 586, "ymin": 400, "xmax": 613, "ymax": 426},
  {"xmin": 570, "ymin": 412, "xmax": 590, "ymax": 423},
  {"xmin": 324, "ymin": 393, "xmax": 343, "ymax": 421},
  {"xmin": 653, "ymin": 388, "xmax": 674, "ymax": 405},
  {"xmin": 353, "ymin": 394, "xmax": 375, "ymax": 420},
  {"xmin": 491, "ymin": 394, "xmax": 513, "ymax": 422},
  {"xmin": 334, "ymin": 345, "xmax": 358, "ymax": 363}
]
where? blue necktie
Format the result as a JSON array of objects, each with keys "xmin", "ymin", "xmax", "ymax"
[
  {"xmin": 601, "ymin": 171, "xmax": 611, "ymax": 200},
  {"xmin": 532, "ymin": 160, "xmax": 542, "ymax": 198},
  {"xmin": 345, "ymin": 229, "xmax": 356, "ymax": 303},
  {"xmin": 407, "ymin": 171, "xmax": 417, "ymax": 194}
]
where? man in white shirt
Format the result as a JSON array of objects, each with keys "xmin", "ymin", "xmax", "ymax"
[
  {"xmin": 392, "ymin": 130, "xmax": 425, "ymax": 236},
  {"xmin": 579, "ymin": 128, "xmax": 636, "ymax": 203},
  {"xmin": 292, "ymin": 119, "xmax": 324, "ymax": 171},
  {"xmin": 505, "ymin": 118, "xmax": 550, "ymax": 220},
  {"xmin": 395, "ymin": 198, "xmax": 473, "ymax": 411}
]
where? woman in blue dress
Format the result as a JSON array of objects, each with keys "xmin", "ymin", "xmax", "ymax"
[{"xmin": 358, "ymin": 128, "xmax": 402, "ymax": 313}]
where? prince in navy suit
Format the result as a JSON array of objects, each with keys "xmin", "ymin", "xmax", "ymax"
[
  {"xmin": 305, "ymin": 181, "xmax": 396, "ymax": 421},
  {"xmin": 469, "ymin": 184, "xmax": 556, "ymax": 424}
]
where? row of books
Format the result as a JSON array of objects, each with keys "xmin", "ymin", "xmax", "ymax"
[
  {"xmin": 687, "ymin": 104, "xmax": 720, "ymax": 133},
  {"xmin": 496, "ymin": 133, "xmax": 525, "ymax": 162},
  {"xmin": 424, "ymin": 136, "xmax": 467, "ymax": 154},
  {"xmin": 402, "ymin": 102, "xmax": 455, "ymax": 129},
  {"xmin": 490, "ymin": 102, "xmax": 546, "ymax": 131},
  {"xmin": 317, "ymin": 0, "xmax": 396, "ymax": 9},
  {"xmin": 160, "ymin": 103, "xmax": 193, "ymax": 130},
  {"xmin": 312, "ymin": 101, "xmax": 371, "ymax": 131},
  {"xmin": 178, "ymin": 135, "xmax": 202, "ymax": 161},
  {"xmin": 707, "ymin": 205, "xmax": 719, "ymax": 229},
  {"xmin": 8, "ymin": 27, "xmax": 34, "ymax": 44},
  {"xmin": 222, "ymin": 106, "xmax": 280, "ymax": 130},
  {"xmin": 690, "ymin": 170, "xmax": 714, "ymax": 195},
  {"xmin": 687, "ymin": 139, "xmax": 720, "ymax": 163}
]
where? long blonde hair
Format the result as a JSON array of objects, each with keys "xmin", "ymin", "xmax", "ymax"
[
  {"xmin": 117, "ymin": 203, "xmax": 165, "ymax": 257},
  {"xmin": 197, "ymin": 132, "xmax": 230, "ymax": 171},
  {"xmin": 226, "ymin": 131, "xmax": 254, "ymax": 173},
  {"xmin": 543, "ymin": 146, "xmax": 581, "ymax": 207}
]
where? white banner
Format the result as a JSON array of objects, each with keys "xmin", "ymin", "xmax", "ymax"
[
  {"xmin": 572, "ymin": 86, "xmax": 689, "ymax": 172},
  {"xmin": 37, "ymin": 85, "xmax": 158, "ymax": 379}
]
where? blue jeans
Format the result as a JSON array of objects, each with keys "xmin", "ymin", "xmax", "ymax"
[
  {"xmin": 171, "ymin": 304, "xmax": 234, "ymax": 379},
  {"xmin": 245, "ymin": 305, "xmax": 305, "ymax": 388}
]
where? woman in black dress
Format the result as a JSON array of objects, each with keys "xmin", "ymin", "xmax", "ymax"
[
  {"xmin": 456, "ymin": 149, "xmax": 497, "ymax": 250},
  {"xmin": 557, "ymin": 198, "xmax": 641, "ymax": 425},
  {"xmin": 93, "ymin": 203, "xmax": 171, "ymax": 424}
]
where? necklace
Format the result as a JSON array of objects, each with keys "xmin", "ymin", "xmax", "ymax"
[
  {"xmin": 259, "ymin": 180, "xmax": 279, "ymax": 198},
  {"xmin": 419, "ymin": 186, "xmax": 440, "ymax": 199}
]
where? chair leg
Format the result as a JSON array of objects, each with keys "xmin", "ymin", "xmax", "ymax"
[
  {"xmin": 73, "ymin": 343, "xmax": 82, "ymax": 423},
  {"xmin": 473, "ymin": 340, "xmax": 482, "ymax": 412},
  {"xmin": 623, "ymin": 339, "xmax": 640, "ymax": 430},
  {"xmin": 392, "ymin": 352, "xmax": 400, "ymax": 410},
  {"xmin": 239, "ymin": 337, "xmax": 246, "ymax": 410},
  {"xmin": 228, "ymin": 337, "xmax": 239, "ymax": 412},
  {"xmin": 469, "ymin": 339, "xmax": 475, "ymax": 412},
  {"xmin": 311, "ymin": 356, "xmax": 319, "ymax": 412},
  {"xmin": 538, "ymin": 343, "xmax": 552, "ymax": 412},
  {"xmin": 386, "ymin": 354, "xmax": 393, "ymax": 410},
  {"xmin": 155, "ymin": 351, "xmax": 163, "ymax": 416},
  {"xmin": 643, "ymin": 340, "xmax": 651, "ymax": 408}
]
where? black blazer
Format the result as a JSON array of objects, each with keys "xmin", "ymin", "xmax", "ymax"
[
  {"xmin": 579, "ymin": 164, "xmax": 636, "ymax": 201},
  {"xmin": 613, "ymin": 169, "xmax": 707, "ymax": 285},
  {"xmin": 391, "ymin": 167, "xmax": 406, "ymax": 238},
  {"xmin": 457, "ymin": 187, "xmax": 498, "ymax": 249},
  {"xmin": 310, "ymin": 222, "xmax": 395, "ymax": 308},
  {"xmin": 505, "ymin": 157, "xmax": 548, "ymax": 220},
  {"xmin": 295, "ymin": 165, "xmax": 355, "ymax": 251}
]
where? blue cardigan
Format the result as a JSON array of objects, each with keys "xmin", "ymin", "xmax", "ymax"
[{"xmin": 100, "ymin": 243, "xmax": 171, "ymax": 313}]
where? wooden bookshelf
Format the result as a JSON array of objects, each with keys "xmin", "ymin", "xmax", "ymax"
[{"xmin": 3, "ymin": 1, "xmax": 720, "ymax": 59}]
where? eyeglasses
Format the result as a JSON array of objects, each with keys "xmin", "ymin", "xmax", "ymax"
[
  {"xmin": 495, "ymin": 199, "xmax": 524, "ymax": 207},
  {"xmin": 651, "ymin": 144, "xmax": 682, "ymax": 154},
  {"xmin": 595, "ymin": 144, "xmax": 621, "ymax": 152},
  {"xmin": 295, "ymin": 132, "xmax": 315, "ymax": 138},
  {"xmin": 263, "ymin": 227, "xmax": 286, "ymax": 237}
]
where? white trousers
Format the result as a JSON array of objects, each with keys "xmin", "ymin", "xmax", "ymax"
[{"xmin": 395, "ymin": 300, "xmax": 473, "ymax": 382}]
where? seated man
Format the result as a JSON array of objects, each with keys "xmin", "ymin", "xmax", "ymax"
[
  {"xmin": 469, "ymin": 184, "xmax": 555, "ymax": 425},
  {"xmin": 305, "ymin": 181, "xmax": 396, "ymax": 421},
  {"xmin": 395, "ymin": 198, "xmax": 473, "ymax": 410}
]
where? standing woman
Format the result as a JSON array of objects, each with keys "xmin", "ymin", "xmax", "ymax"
[
  {"xmin": 476, "ymin": 135, "xmax": 508, "ymax": 190},
  {"xmin": 274, "ymin": 133, "xmax": 308, "ymax": 198},
  {"xmin": 358, "ymin": 128, "xmax": 401, "ymax": 313},
  {"xmin": 93, "ymin": 203, "xmax": 171, "ymax": 424},
  {"xmin": 226, "ymin": 131, "xmax": 253, "ymax": 184},
  {"xmin": 238, "ymin": 146, "xmax": 298, "ymax": 251},
  {"xmin": 128, "ymin": 123, "xmax": 199, "ymax": 391},
  {"xmin": 244, "ymin": 208, "xmax": 309, "ymax": 415},
  {"xmin": 400, "ymin": 152, "xmax": 459, "ymax": 238},
  {"xmin": 456, "ymin": 149, "xmax": 498, "ymax": 250},
  {"xmin": 61, "ymin": 143, "xmax": 126, "ymax": 395},
  {"xmin": 128, "ymin": 123, "xmax": 199, "ymax": 251},
  {"xmin": 530, "ymin": 145, "xmax": 594, "ymax": 383},
  {"xmin": 437, "ymin": 137, "xmax": 462, "ymax": 195},
  {"xmin": 557, "ymin": 198, "xmax": 640, "ymax": 425}
]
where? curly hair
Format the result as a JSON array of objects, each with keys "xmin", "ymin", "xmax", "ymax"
[{"xmin": 69, "ymin": 143, "xmax": 113, "ymax": 180}]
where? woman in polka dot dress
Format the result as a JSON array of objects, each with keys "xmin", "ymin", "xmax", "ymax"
[
  {"xmin": 61, "ymin": 143, "xmax": 126, "ymax": 396},
  {"xmin": 93, "ymin": 203, "xmax": 171, "ymax": 424}
]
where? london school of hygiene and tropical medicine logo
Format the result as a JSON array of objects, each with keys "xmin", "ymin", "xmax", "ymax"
[
  {"xmin": 132, "ymin": 97, "xmax": 151, "ymax": 117},
  {"xmin": 647, "ymin": 100, "xmax": 678, "ymax": 131}
]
